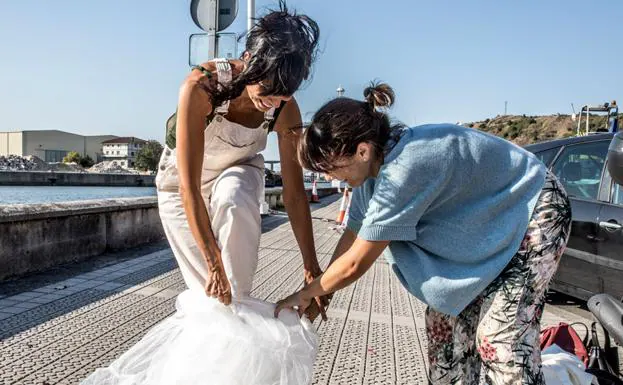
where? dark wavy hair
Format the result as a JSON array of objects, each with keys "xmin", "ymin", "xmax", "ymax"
[
  {"xmin": 298, "ymin": 82, "xmax": 404, "ymax": 173},
  {"xmin": 209, "ymin": 0, "xmax": 319, "ymax": 107}
]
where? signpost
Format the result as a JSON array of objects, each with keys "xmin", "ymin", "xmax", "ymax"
[
  {"xmin": 189, "ymin": 0, "xmax": 240, "ymax": 64},
  {"xmin": 188, "ymin": 33, "xmax": 238, "ymax": 66}
]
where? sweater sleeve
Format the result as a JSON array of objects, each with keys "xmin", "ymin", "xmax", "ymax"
[
  {"xmin": 355, "ymin": 143, "xmax": 454, "ymax": 242},
  {"xmin": 345, "ymin": 179, "xmax": 374, "ymax": 234}
]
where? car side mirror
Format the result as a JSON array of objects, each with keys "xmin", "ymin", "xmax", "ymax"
[{"xmin": 607, "ymin": 132, "xmax": 623, "ymax": 185}]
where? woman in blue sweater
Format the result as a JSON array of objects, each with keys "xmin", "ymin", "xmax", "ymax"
[{"xmin": 276, "ymin": 83, "xmax": 571, "ymax": 384}]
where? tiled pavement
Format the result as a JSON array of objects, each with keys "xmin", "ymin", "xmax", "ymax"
[{"xmin": 0, "ymin": 195, "xmax": 610, "ymax": 384}]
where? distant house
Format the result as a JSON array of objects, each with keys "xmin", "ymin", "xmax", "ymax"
[
  {"xmin": 0, "ymin": 130, "xmax": 117, "ymax": 162},
  {"xmin": 101, "ymin": 137, "xmax": 147, "ymax": 168}
]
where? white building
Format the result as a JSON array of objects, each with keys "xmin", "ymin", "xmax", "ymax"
[
  {"xmin": 0, "ymin": 130, "xmax": 117, "ymax": 162},
  {"xmin": 101, "ymin": 137, "xmax": 147, "ymax": 168}
]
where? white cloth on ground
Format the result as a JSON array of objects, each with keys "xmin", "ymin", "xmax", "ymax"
[
  {"xmin": 541, "ymin": 344, "xmax": 594, "ymax": 385},
  {"xmin": 80, "ymin": 290, "xmax": 317, "ymax": 385}
]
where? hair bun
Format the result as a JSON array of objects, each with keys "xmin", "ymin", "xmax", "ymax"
[{"xmin": 363, "ymin": 82, "xmax": 395, "ymax": 109}]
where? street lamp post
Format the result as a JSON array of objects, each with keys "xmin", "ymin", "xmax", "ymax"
[
  {"xmin": 337, "ymin": 85, "xmax": 345, "ymax": 98},
  {"xmin": 247, "ymin": 0, "xmax": 255, "ymax": 32}
]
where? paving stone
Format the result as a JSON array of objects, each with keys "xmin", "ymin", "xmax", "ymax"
[
  {"xmin": 16, "ymin": 298, "xmax": 175, "ymax": 385},
  {"xmin": 95, "ymin": 282, "xmax": 126, "ymax": 291},
  {"xmin": 5, "ymin": 292, "xmax": 41, "ymax": 302},
  {"xmin": 0, "ymin": 289, "xmax": 113, "ymax": 339},
  {"xmin": 111, "ymin": 259, "xmax": 178, "ymax": 285},
  {"xmin": 0, "ymin": 281, "xmax": 173, "ymax": 353},
  {"xmin": 38, "ymin": 293, "xmax": 70, "ymax": 301},
  {"xmin": 313, "ymin": 285, "xmax": 356, "ymax": 385},
  {"xmin": 31, "ymin": 287, "xmax": 59, "ymax": 294},
  {"xmin": 0, "ymin": 299, "xmax": 18, "ymax": 307},
  {"xmin": 28, "ymin": 296, "xmax": 59, "ymax": 304},
  {"xmin": 1, "ymin": 306, "xmax": 26, "ymax": 314},
  {"xmin": 11, "ymin": 302, "xmax": 41, "ymax": 310}
]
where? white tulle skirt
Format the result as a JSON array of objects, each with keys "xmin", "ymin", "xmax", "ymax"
[{"xmin": 80, "ymin": 290, "xmax": 318, "ymax": 385}]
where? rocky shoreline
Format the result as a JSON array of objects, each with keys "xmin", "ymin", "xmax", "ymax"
[{"xmin": 0, "ymin": 155, "xmax": 145, "ymax": 175}]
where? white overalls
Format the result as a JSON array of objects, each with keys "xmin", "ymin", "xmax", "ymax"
[{"xmin": 155, "ymin": 58, "xmax": 276, "ymax": 297}]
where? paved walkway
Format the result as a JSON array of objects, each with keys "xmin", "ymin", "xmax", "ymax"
[{"xmin": 0, "ymin": 195, "xmax": 608, "ymax": 384}]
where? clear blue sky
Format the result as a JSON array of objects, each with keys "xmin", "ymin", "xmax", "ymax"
[{"xmin": 1, "ymin": 0, "xmax": 622, "ymax": 163}]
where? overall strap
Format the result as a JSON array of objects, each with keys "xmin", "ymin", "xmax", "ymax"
[
  {"xmin": 192, "ymin": 65, "xmax": 213, "ymax": 77},
  {"xmin": 266, "ymin": 101, "xmax": 288, "ymax": 133}
]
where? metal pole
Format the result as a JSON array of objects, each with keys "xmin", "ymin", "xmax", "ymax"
[
  {"xmin": 247, "ymin": 0, "xmax": 255, "ymax": 33},
  {"xmin": 207, "ymin": 0, "xmax": 217, "ymax": 59},
  {"xmin": 576, "ymin": 108, "xmax": 581, "ymax": 136}
]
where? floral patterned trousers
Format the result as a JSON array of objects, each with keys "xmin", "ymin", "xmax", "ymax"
[{"xmin": 426, "ymin": 172, "xmax": 572, "ymax": 385}]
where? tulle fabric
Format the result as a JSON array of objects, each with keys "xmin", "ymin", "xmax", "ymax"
[{"xmin": 80, "ymin": 290, "xmax": 318, "ymax": 385}]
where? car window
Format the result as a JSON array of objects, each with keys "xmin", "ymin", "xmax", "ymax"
[
  {"xmin": 533, "ymin": 147, "xmax": 560, "ymax": 167},
  {"xmin": 551, "ymin": 141, "xmax": 610, "ymax": 199}
]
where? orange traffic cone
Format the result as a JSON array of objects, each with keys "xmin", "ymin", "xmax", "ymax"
[
  {"xmin": 310, "ymin": 180, "xmax": 320, "ymax": 203},
  {"xmin": 340, "ymin": 195, "xmax": 351, "ymax": 228},
  {"xmin": 336, "ymin": 189, "xmax": 350, "ymax": 224}
]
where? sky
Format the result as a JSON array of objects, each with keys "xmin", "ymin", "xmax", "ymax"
[{"xmin": 1, "ymin": 0, "xmax": 622, "ymax": 164}]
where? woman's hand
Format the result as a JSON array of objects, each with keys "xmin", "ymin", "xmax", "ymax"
[
  {"xmin": 274, "ymin": 290, "xmax": 312, "ymax": 318},
  {"xmin": 303, "ymin": 266, "xmax": 331, "ymax": 321},
  {"xmin": 204, "ymin": 260, "xmax": 232, "ymax": 305},
  {"xmin": 279, "ymin": 236, "xmax": 390, "ymax": 321}
]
